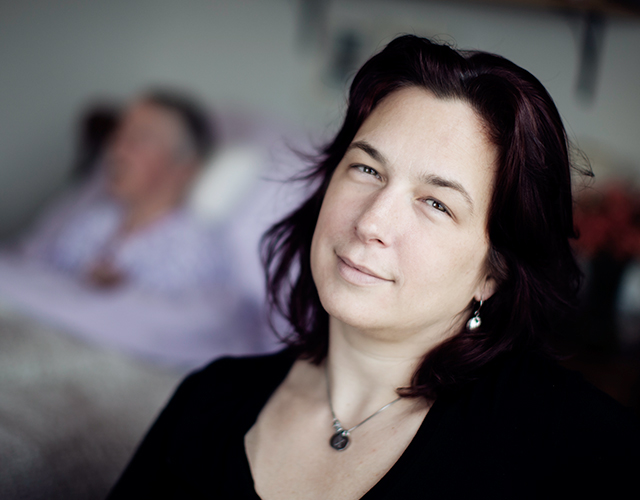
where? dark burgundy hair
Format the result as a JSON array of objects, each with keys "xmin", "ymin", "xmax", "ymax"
[{"xmin": 262, "ymin": 35, "xmax": 584, "ymax": 399}]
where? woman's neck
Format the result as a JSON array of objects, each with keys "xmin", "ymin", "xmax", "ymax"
[{"xmin": 324, "ymin": 317, "xmax": 428, "ymax": 427}]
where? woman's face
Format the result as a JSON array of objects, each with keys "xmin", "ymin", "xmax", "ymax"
[{"xmin": 310, "ymin": 87, "xmax": 497, "ymax": 344}]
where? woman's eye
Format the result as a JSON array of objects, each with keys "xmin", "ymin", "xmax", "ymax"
[
  {"xmin": 425, "ymin": 198, "xmax": 449, "ymax": 215},
  {"xmin": 356, "ymin": 165, "xmax": 381, "ymax": 179}
]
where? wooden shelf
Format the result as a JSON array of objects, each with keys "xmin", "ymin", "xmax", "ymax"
[{"xmin": 446, "ymin": 0, "xmax": 640, "ymax": 17}]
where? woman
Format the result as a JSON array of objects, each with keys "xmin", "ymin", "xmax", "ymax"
[{"xmin": 108, "ymin": 35, "xmax": 639, "ymax": 499}]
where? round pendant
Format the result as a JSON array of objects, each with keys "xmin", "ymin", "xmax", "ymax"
[{"xmin": 330, "ymin": 431, "xmax": 350, "ymax": 451}]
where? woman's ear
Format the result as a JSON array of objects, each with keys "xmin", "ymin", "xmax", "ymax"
[{"xmin": 475, "ymin": 277, "xmax": 496, "ymax": 303}]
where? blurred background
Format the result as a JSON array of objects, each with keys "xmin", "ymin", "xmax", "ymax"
[
  {"xmin": 2, "ymin": 0, "xmax": 640, "ymax": 239},
  {"xmin": 0, "ymin": 0, "xmax": 639, "ymax": 498}
]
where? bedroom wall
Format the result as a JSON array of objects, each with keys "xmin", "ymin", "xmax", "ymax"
[{"xmin": 0, "ymin": 0, "xmax": 639, "ymax": 238}]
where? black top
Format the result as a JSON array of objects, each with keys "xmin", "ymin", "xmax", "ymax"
[{"xmin": 108, "ymin": 349, "xmax": 640, "ymax": 499}]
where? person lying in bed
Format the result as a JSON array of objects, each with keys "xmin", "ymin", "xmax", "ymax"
[
  {"xmin": 0, "ymin": 91, "xmax": 276, "ymax": 366},
  {"xmin": 26, "ymin": 91, "xmax": 226, "ymax": 295}
]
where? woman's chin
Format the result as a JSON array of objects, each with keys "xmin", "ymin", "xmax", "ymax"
[{"xmin": 324, "ymin": 301, "xmax": 463, "ymax": 349}]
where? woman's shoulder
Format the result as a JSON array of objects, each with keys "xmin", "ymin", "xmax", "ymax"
[
  {"xmin": 107, "ymin": 351, "xmax": 295, "ymax": 498},
  {"xmin": 475, "ymin": 351, "xmax": 638, "ymax": 432},
  {"xmin": 170, "ymin": 348, "xmax": 296, "ymax": 411},
  {"xmin": 197, "ymin": 347, "xmax": 295, "ymax": 379},
  {"xmin": 426, "ymin": 352, "xmax": 640, "ymax": 496},
  {"xmin": 469, "ymin": 351, "xmax": 640, "ymax": 468},
  {"xmin": 493, "ymin": 352, "xmax": 637, "ymax": 423}
]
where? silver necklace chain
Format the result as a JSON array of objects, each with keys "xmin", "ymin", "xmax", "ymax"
[{"xmin": 325, "ymin": 364, "xmax": 402, "ymax": 451}]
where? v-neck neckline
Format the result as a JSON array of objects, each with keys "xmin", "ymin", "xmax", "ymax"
[{"xmin": 237, "ymin": 352, "xmax": 447, "ymax": 500}]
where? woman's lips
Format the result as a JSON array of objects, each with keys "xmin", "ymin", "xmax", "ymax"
[{"xmin": 337, "ymin": 255, "xmax": 393, "ymax": 286}]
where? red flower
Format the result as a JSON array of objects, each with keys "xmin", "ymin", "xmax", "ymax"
[{"xmin": 573, "ymin": 182, "xmax": 640, "ymax": 261}]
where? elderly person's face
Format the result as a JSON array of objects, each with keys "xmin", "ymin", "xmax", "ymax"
[
  {"xmin": 310, "ymin": 87, "xmax": 497, "ymax": 346},
  {"xmin": 107, "ymin": 101, "xmax": 194, "ymax": 205}
]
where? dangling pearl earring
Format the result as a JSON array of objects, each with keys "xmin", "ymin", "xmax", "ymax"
[{"xmin": 466, "ymin": 299, "xmax": 483, "ymax": 331}]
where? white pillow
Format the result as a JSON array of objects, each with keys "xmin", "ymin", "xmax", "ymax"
[{"xmin": 188, "ymin": 144, "xmax": 264, "ymax": 224}]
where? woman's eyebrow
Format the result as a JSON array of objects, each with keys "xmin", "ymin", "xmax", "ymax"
[
  {"xmin": 347, "ymin": 140, "xmax": 389, "ymax": 166},
  {"xmin": 420, "ymin": 173, "xmax": 474, "ymax": 213}
]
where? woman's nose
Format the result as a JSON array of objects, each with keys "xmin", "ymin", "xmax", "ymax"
[{"xmin": 354, "ymin": 190, "xmax": 400, "ymax": 247}]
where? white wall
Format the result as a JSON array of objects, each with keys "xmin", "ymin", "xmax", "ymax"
[
  {"xmin": 324, "ymin": 1, "xmax": 640, "ymax": 175},
  {"xmin": 0, "ymin": 0, "xmax": 318, "ymax": 237},
  {"xmin": 1, "ymin": 0, "xmax": 639, "ymax": 237}
]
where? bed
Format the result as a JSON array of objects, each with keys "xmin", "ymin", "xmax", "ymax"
[{"xmin": 0, "ymin": 305, "xmax": 185, "ymax": 499}]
